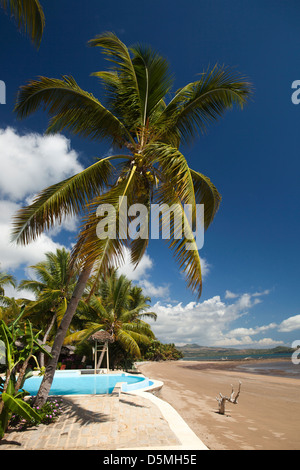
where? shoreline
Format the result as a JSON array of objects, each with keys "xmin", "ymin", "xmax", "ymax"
[
  {"xmin": 138, "ymin": 359, "xmax": 300, "ymax": 450},
  {"xmin": 178, "ymin": 356, "xmax": 300, "ymax": 380}
]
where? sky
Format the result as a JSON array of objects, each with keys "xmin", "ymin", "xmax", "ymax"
[{"xmin": 0, "ymin": 0, "xmax": 300, "ymax": 348}]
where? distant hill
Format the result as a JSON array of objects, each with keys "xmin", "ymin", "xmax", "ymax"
[{"xmin": 176, "ymin": 344, "xmax": 294, "ymax": 359}]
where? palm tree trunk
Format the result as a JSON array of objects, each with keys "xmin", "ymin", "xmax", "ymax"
[
  {"xmin": 39, "ymin": 312, "xmax": 56, "ymax": 368},
  {"xmin": 34, "ymin": 266, "xmax": 92, "ymax": 407}
]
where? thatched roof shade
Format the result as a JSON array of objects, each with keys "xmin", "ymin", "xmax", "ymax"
[{"xmin": 88, "ymin": 330, "xmax": 114, "ymax": 343}]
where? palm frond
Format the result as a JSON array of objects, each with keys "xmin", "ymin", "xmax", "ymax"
[
  {"xmin": 89, "ymin": 32, "xmax": 142, "ymax": 128},
  {"xmin": 130, "ymin": 43, "xmax": 173, "ymax": 125},
  {"xmin": 157, "ymin": 65, "xmax": 252, "ymax": 145},
  {"xmin": 154, "ymin": 180, "xmax": 203, "ymax": 297},
  {"xmin": 0, "ymin": 0, "xmax": 45, "ymax": 48},
  {"xmin": 190, "ymin": 168, "xmax": 221, "ymax": 229},
  {"xmin": 11, "ymin": 156, "xmax": 115, "ymax": 245},
  {"xmin": 70, "ymin": 165, "xmax": 138, "ymax": 271},
  {"xmin": 116, "ymin": 329, "xmax": 141, "ymax": 356},
  {"xmin": 144, "ymin": 142, "xmax": 195, "ymax": 205},
  {"xmin": 14, "ymin": 75, "xmax": 134, "ymax": 146}
]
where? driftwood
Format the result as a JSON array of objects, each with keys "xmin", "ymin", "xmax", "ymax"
[{"xmin": 216, "ymin": 381, "xmax": 242, "ymax": 415}]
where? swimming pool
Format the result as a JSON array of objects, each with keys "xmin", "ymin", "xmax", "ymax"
[{"xmin": 23, "ymin": 371, "xmax": 154, "ymax": 396}]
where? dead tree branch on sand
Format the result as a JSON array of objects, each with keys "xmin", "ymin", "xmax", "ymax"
[{"xmin": 216, "ymin": 381, "xmax": 242, "ymax": 415}]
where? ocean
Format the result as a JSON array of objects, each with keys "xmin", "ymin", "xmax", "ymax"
[{"xmin": 181, "ymin": 353, "xmax": 300, "ymax": 379}]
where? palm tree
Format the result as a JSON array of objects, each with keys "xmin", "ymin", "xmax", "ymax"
[
  {"xmin": 0, "ymin": 0, "xmax": 45, "ymax": 48},
  {"xmin": 0, "ymin": 270, "xmax": 17, "ymax": 312},
  {"xmin": 0, "ymin": 270, "xmax": 16, "ymax": 298},
  {"xmin": 65, "ymin": 272, "xmax": 156, "ymax": 366},
  {"xmin": 0, "ymin": 298, "xmax": 24, "ymax": 324},
  {"xmin": 18, "ymin": 248, "xmax": 79, "ymax": 366},
  {"xmin": 12, "ymin": 32, "xmax": 252, "ymax": 405}
]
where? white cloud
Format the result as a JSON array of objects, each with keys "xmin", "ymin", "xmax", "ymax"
[
  {"xmin": 0, "ymin": 199, "xmax": 65, "ymax": 271},
  {"xmin": 252, "ymin": 289, "xmax": 271, "ymax": 297},
  {"xmin": 116, "ymin": 248, "xmax": 153, "ymax": 281},
  {"xmin": 138, "ymin": 279, "xmax": 170, "ymax": 299},
  {"xmin": 0, "ymin": 127, "xmax": 84, "ymax": 272},
  {"xmin": 213, "ymin": 336, "xmax": 283, "ymax": 348},
  {"xmin": 115, "ymin": 247, "xmax": 170, "ymax": 300},
  {"xmin": 225, "ymin": 290, "xmax": 239, "ymax": 299},
  {"xmin": 0, "ymin": 127, "xmax": 82, "ymax": 201},
  {"xmin": 228, "ymin": 324, "xmax": 277, "ymax": 337},
  {"xmin": 148, "ymin": 290, "xmax": 278, "ymax": 346},
  {"xmin": 4, "ymin": 284, "xmax": 36, "ymax": 301},
  {"xmin": 278, "ymin": 314, "xmax": 300, "ymax": 333}
]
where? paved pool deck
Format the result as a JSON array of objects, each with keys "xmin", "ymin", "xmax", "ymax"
[{"xmin": 0, "ymin": 389, "xmax": 208, "ymax": 451}]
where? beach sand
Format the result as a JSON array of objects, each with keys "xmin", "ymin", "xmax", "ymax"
[{"xmin": 137, "ymin": 360, "xmax": 300, "ymax": 450}]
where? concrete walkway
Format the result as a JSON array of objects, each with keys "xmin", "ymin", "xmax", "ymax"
[{"xmin": 0, "ymin": 391, "xmax": 208, "ymax": 451}]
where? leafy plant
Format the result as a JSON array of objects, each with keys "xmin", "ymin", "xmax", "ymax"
[
  {"xmin": 9, "ymin": 397, "xmax": 64, "ymax": 429},
  {"xmin": 142, "ymin": 340, "xmax": 183, "ymax": 361},
  {"xmin": 0, "ymin": 305, "xmax": 52, "ymax": 439}
]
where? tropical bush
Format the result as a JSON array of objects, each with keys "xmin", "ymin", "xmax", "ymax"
[
  {"xmin": 9, "ymin": 397, "xmax": 64, "ymax": 430},
  {"xmin": 142, "ymin": 340, "xmax": 183, "ymax": 361},
  {"xmin": 0, "ymin": 306, "xmax": 51, "ymax": 439}
]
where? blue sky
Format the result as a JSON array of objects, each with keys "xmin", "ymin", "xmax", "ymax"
[{"xmin": 0, "ymin": 0, "xmax": 299, "ymax": 347}]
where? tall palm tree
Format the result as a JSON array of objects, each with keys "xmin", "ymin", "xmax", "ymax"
[
  {"xmin": 12, "ymin": 32, "xmax": 252, "ymax": 405},
  {"xmin": 18, "ymin": 248, "xmax": 79, "ymax": 366},
  {"xmin": 65, "ymin": 272, "xmax": 156, "ymax": 364},
  {"xmin": 0, "ymin": 0, "xmax": 45, "ymax": 48}
]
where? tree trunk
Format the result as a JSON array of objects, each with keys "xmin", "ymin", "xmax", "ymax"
[
  {"xmin": 34, "ymin": 266, "xmax": 92, "ymax": 407},
  {"xmin": 39, "ymin": 312, "xmax": 56, "ymax": 368},
  {"xmin": 14, "ymin": 357, "xmax": 30, "ymax": 394}
]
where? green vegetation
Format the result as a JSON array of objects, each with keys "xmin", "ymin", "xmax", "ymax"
[
  {"xmin": 177, "ymin": 344, "xmax": 294, "ymax": 359},
  {"xmin": 0, "ymin": 305, "xmax": 51, "ymax": 438},
  {"xmin": 65, "ymin": 268, "xmax": 157, "ymax": 368},
  {"xmin": 0, "ymin": 250, "xmax": 182, "ymax": 438},
  {"xmin": 142, "ymin": 340, "xmax": 183, "ymax": 361},
  {"xmin": 11, "ymin": 32, "xmax": 251, "ymax": 406},
  {"xmin": 9, "ymin": 397, "xmax": 64, "ymax": 430},
  {"xmin": 0, "ymin": 253, "xmax": 184, "ymax": 438}
]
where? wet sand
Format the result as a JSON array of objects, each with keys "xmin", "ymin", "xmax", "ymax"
[{"xmin": 138, "ymin": 360, "xmax": 300, "ymax": 450}]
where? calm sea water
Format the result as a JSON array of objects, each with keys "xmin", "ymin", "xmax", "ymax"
[
  {"xmin": 235, "ymin": 360, "xmax": 300, "ymax": 379},
  {"xmin": 181, "ymin": 354, "xmax": 300, "ymax": 379}
]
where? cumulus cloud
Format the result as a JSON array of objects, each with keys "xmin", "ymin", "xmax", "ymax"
[
  {"xmin": 115, "ymin": 247, "xmax": 171, "ymax": 299},
  {"xmin": 0, "ymin": 127, "xmax": 82, "ymax": 201},
  {"xmin": 0, "ymin": 199, "xmax": 66, "ymax": 271},
  {"xmin": 116, "ymin": 248, "xmax": 153, "ymax": 281},
  {"xmin": 278, "ymin": 314, "xmax": 300, "ymax": 333},
  {"xmin": 225, "ymin": 290, "xmax": 239, "ymax": 299},
  {"xmin": 148, "ymin": 290, "xmax": 280, "ymax": 346},
  {"xmin": 0, "ymin": 127, "xmax": 84, "ymax": 272}
]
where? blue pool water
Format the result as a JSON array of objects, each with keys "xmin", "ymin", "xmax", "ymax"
[{"xmin": 23, "ymin": 371, "xmax": 153, "ymax": 396}]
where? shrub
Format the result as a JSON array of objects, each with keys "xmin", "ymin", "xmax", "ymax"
[{"xmin": 9, "ymin": 397, "xmax": 64, "ymax": 430}]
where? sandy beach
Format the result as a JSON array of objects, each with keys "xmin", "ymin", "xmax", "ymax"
[{"xmin": 138, "ymin": 360, "xmax": 300, "ymax": 450}]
